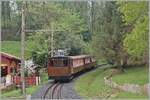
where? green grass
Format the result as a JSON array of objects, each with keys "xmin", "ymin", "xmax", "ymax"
[
  {"xmin": 115, "ymin": 91, "xmax": 148, "ymax": 99},
  {"xmin": 74, "ymin": 66, "xmax": 148, "ymax": 99},
  {"xmin": 75, "ymin": 66, "xmax": 113, "ymax": 99},
  {"xmin": 1, "ymin": 41, "xmax": 35, "ymax": 59},
  {"xmin": 112, "ymin": 66, "xmax": 148, "ymax": 85},
  {"xmin": 1, "ymin": 41, "xmax": 21, "ymax": 57},
  {"xmin": 1, "ymin": 86, "xmax": 39, "ymax": 98},
  {"xmin": 40, "ymin": 70, "xmax": 49, "ymax": 84}
]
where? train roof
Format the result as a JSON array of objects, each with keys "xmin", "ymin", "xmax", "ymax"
[
  {"xmin": 68, "ymin": 55, "xmax": 90, "ymax": 59},
  {"xmin": 50, "ymin": 55, "xmax": 90, "ymax": 59}
]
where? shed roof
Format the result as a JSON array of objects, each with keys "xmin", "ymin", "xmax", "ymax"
[{"xmin": 1, "ymin": 52, "xmax": 21, "ymax": 62}]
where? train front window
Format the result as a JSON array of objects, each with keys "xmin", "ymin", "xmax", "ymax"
[{"xmin": 50, "ymin": 58, "xmax": 68, "ymax": 67}]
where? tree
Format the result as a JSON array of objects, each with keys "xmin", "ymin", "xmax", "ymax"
[
  {"xmin": 119, "ymin": 1, "xmax": 148, "ymax": 64},
  {"xmin": 92, "ymin": 1, "xmax": 126, "ymax": 69},
  {"xmin": 26, "ymin": 2, "xmax": 87, "ymax": 67}
]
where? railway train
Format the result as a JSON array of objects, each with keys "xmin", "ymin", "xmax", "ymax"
[{"xmin": 47, "ymin": 55, "xmax": 96, "ymax": 81}]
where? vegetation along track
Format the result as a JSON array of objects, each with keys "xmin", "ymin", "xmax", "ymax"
[{"xmin": 43, "ymin": 82, "xmax": 64, "ymax": 99}]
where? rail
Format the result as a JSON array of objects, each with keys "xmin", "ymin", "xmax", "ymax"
[{"xmin": 42, "ymin": 82, "xmax": 64, "ymax": 99}]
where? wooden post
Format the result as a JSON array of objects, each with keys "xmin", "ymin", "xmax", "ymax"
[
  {"xmin": 51, "ymin": 23, "xmax": 54, "ymax": 57},
  {"xmin": 21, "ymin": 1, "xmax": 26, "ymax": 95}
]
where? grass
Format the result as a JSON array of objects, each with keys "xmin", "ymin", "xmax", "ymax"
[
  {"xmin": 1, "ymin": 41, "xmax": 35, "ymax": 59},
  {"xmin": 1, "ymin": 86, "xmax": 39, "ymax": 98},
  {"xmin": 1, "ymin": 41, "xmax": 21, "ymax": 57},
  {"xmin": 116, "ymin": 91, "xmax": 148, "ymax": 99},
  {"xmin": 74, "ymin": 65, "xmax": 148, "ymax": 99},
  {"xmin": 40, "ymin": 69, "xmax": 49, "ymax": 84},
  {"xmin": 75, "ymin": 65, "xmax": 113, "ymax": 99},
  {"xmin": 112, "ymin": 66, "xmax": 148, "ymax": 85}
]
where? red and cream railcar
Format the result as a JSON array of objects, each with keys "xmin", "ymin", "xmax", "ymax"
[{"xmin": 47, "ymin": 55, "xmax": 96, "ymax": 80}]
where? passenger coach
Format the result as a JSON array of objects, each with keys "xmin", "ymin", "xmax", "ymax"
[{"xmin": 47, "ymin": 55, "xmax": 96, "ymax": 81}]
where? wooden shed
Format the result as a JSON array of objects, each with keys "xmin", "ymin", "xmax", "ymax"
[
  {"xmin": 1, "ymin": 52, "xmax": 21, "ymax": 77},
  {"xmin": 1, "ymin": 52, "xmax": 40, "ymax": 87}
]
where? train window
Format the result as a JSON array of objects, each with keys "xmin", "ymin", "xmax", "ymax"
[
  {"xmin": 63, "ymin": 60, "xmax": 68, "ymax": 66},
  {"xmin": 72, "ymin": 59, "xmax": 84, "ymax": 67},
  {"xmin": 51, "ymin": 58, "xmax": 68, "ymax": 67},
  {"xmin": 90, "ymin": 58, "xmax": 92, "ymax": 62},
  {"xmin": 91, "ymin": 58, "xmax": 95, "ymax": 62},
  {"xmin": 49, "ymin": 60, "xmax": 53, "ymax": 66}
]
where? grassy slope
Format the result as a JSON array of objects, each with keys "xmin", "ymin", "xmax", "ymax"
[
  {"xmin": 1, "ymin": 41, "xmax": 34, "ymax": 59},
  {"xmin": 74, "ymin": 66, "xmax": 148, "ymax": 99},
  {"xmin": 112, "ymin": 66, "xmax": 148, "ymax": 85},
  {"xmin": 1, "ymin": 41, "xmax": 21, "ymax": 57},
  {"xmin": 2, "ymin": 86, "xmax": 39, "ymax": 98}
]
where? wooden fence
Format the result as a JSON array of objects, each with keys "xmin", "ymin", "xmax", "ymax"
[{"xmin": 13, "ymin": 75, "xmax": 40, "ymax": 86}]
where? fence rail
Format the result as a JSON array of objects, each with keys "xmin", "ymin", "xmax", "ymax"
[{"xmin": 13, "ymin": 75, "xmax": 39, "ymax": 86}]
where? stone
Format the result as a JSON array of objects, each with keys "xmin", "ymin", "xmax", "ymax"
[
  {"xmin": 119, "ymin": 84, "xmax": 141, "ymax": 94},
  {"xmin": 142, "ymin": 84, "xmax": 149, "ymax": 95}
]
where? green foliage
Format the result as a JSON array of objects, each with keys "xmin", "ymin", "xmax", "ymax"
[
  {"xmin": 2, "ymin": 1, "xmax": 21, "ymax": 41},
  {"xmin": 2, "ymin": 1, "xmax": 148, "ymax": 67},
  {"xmin": 118, "ymin": 1, "xmax": 148, "ymax": 24},
  {"xmin": 124, "ymin": 16, "xmax": 148, "ymax": 58},
  {"xmin": 26, "ymin": 2, "xmax": 87, "ymax": 66},
  {"xmin": 26, "ymin": 32, "xmax": 49, "ymax": 66},
  {"xmin": 91, "ymin": 1, "xmax": 125, "ymax": 68},
  {"xmin": 119, "ymin": 1, "xmax": 148, "ymax": 60}
]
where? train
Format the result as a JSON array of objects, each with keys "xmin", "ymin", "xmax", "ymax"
[{"xmin": 47, "ymin": 55, "xmax": 96, "ymax": 81}]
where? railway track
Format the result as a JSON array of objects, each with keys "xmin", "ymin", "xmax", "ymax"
[
  {"xmin": 42, "ymin": 64, "xmax": 109, "ymax": 99},
  {"xmin": 43, "ymin": 82, "xmax": 64, "ymax": 99},
  {"xmin": 32, "ymin": 65, "xmax": 110, "ymax": 99}
]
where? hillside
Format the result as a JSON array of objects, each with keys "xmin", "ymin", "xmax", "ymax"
[
  {"xmin": 1, "ymin": 41, "xmax": 33, "ymax": 59},
  {"xmin": 1, "ymin": 41, "xmax": 21, "ymax": 57}
]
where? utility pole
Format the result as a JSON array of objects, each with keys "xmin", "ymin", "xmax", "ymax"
[
  {"xmin": 51, "ymin": 23, "xmax": 54, "ymax": 57},
  {"xmin": 87, "ymin": 0, "xmax": 93, "ymax": 35},
  {"xmin": 21, "ymin": 1, "xmax": 26, "ymax": 96}
]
